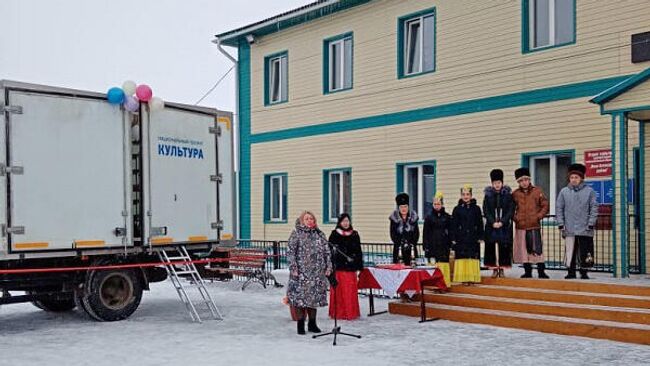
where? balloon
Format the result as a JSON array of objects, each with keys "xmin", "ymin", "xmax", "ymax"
[
  {"xmin": 106, "ymin": 87, "xmax": 125, "ymax": 105},
  {"xmin": 123, "ymin": 95, "xmax": 139, "ymax": 113},
  {"xmin": 149, "ymin": 96, "xmax": 165, "ymax": 111},
  {"xmin": 135, "ymin": 84, "xmax": 153, "ymax": 102},
  {"xmin": 122, "ymin": 80, "xmax": 137, "ymax": 96}
]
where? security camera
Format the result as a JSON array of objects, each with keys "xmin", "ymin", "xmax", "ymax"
[{"xmin": 245, "ymin": 34, "xmax": 255, "ymax": 45}]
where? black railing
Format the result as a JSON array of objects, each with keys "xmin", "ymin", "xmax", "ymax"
[{"xmin": 234, "ymin": 213, "xmax": 634, "ymax": 275}]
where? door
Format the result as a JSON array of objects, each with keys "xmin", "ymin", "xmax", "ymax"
[
  {"xmin": 142, "ymin": 106, "xmax": 219, "ymax": 245},
  {"xmin": 5, "ymin": 90, "xmax": 131, "ymax": 252}
]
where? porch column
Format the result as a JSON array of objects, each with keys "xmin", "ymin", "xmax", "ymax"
[
  {"xmin": 612, "ymin": 113, "xmax": 629, "ymax": 277},
  {"xmin": 642, "ymin": 122, "xmax": 649, "ymax": 274}
]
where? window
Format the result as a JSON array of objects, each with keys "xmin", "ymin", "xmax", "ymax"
[
  {"xmin": 523, "ymin": 0, "xmax": 575, "ymax": 53},
  {"xmin": 264, "ymin": 173, "xmax": 287, "ymax": 223},
  {"xmin": 323, "ymin": 169, "xmax": 352, "ymax": 223},
  {"xmin": 324, "ymin": 33, "xmax": 353, "ymax": 94},
  {"xmin": 398, "ymin": 8, "xmax": 436, "ymax": 78},
  {"xmin": 264, "ymin": 52, "xmax": 288, "ymax": 105},
  {"xmin": 396, "ymin": 162, "xmax": 436, "ymax": 219},
  {"xmin": 524, "ymin": 151, "xmax": 574, "ymax": 214}
]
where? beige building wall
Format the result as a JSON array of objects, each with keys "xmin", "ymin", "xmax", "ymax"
[
  {"xmin": 248, "ymin": 0, "xmax": 650, "ymax": 135},
  {"xmin": 251, "ymin": 97, "xmax": 639, "ymax": 244}
]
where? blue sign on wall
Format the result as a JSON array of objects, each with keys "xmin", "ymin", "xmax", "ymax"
[
  {"xmin": 588, "ymin": 179, "xmax": 633, "ymax": 205},
  {"xmin": 584, "ymin": 181, "xmax": 603, "ymax": 203}
]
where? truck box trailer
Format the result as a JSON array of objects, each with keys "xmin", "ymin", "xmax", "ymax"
[{"xmin": 0, "ymin": 80, "xmax": 235, "ymax": 320}]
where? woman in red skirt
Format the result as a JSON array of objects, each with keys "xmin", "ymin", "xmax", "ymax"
[{"xmin": 328, "ymin": 213, "xmax": 364, "ymax": 320}]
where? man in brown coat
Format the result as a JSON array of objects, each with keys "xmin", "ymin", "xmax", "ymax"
[{"xmin": 512, "ymin": 167, "xmax": 550, "ymax": 278}]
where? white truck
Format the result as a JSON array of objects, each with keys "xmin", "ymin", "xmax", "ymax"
[{"xmin": 0, "ymin": 80, "xmax": 235, "ymax": 320}]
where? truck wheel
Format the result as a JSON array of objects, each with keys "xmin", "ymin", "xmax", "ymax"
[
  {"xmin": 30, "ymin": 292, "xmax": 76, "ymax": 312},
  {"xmin": 82, "ymin": 268, "xmax": 143, "ymax": 321},
  {"xmin": 74, "ymin": 286, "xmax": 100, "ymax": 320}
]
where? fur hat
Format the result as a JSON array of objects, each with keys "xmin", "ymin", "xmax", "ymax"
[
  {"xmin": 490, "ymin": 169, "xmax": 504, "ymax": 182},
  {"xmin": 515, "ymin": 167, "xmax": 531, "ymax": 181},
  {"xmin": 395, "ymin": 193, "xmax": 409, "ymax": 206},
  {"xmin": 568, "ymin": 163, "xmax": 586, "ymax": 179}
]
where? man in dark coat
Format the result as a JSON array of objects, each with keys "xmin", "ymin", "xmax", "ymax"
[
  {"xmin": 483, "ymin": 169, "xmax": 515, "ymax": 278},
  {"xmin": 389, "ymin": 193, "xmax": 420, "ymax": 265}
]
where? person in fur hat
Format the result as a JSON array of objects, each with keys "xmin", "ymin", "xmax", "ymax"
[
  {"xmin": 389, "ymin": 193, "xmax": 420, "ymax": 265},
  {"xmin": 451, "ymin": 185, "xmax": 484, "ymax": 285},
  {"xmin": 483, "ymin": 169, "xmax": 515, "ymax": 278},
  {"xmin": 512, "ymin": 167, "xmax": 550, "ymax": 278},
  {"xmin": 556, "ymin": 163, "xmax": 599, "ymax": 279},
  {"xmin": 423, "ymin": 191, "xmax": 453, "ymax": 286}
]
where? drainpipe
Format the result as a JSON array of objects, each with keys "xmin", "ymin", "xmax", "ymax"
[{"xmin": 214, "ymin": 37, "xmax": 239, "ymax": 240}]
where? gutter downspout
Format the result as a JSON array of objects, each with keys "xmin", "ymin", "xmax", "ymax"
[{"xmin": 214, "ymin": 36, "xmax": 240, "ymax": 240}]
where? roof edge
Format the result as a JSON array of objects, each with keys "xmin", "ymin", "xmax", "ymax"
[
  {"xmin": 590, "ymin": 67, "xmax": 650, "ymax": 105},
  {"xmin": 214, "ymin": 0, "xmax": 372, "ymax": 47}
]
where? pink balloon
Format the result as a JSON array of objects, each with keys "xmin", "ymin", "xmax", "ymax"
[{"xmin": 135, "ymin": 84, "xmax": 153, "ymax": 102}]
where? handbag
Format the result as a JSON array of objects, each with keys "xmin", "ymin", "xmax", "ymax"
[{"xmin": 525, "ymin": 229, "xmax": 543, "ymax": 256}]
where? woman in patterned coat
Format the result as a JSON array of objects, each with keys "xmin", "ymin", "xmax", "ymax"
[{"xmin": 287, "ymin": 211, "xmax": 332, "ymax": 335}]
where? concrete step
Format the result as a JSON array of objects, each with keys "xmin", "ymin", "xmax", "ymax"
[
  {"xmin": 442, "ymin": 284, "xmax": 650, "ymax": 309},
  {"xmin": 420, "ymin": 291, "xmax": 650, "ymax": 325},
  {"xmin": 477, "ymin": 277, "xmax": 650, "ymax": 297},
  {"xmin": 389, "ymin": 301, "xmax": 650, "ymax": 346}
]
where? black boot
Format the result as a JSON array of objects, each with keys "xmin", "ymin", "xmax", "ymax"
[
  {"xmin": 579, "ymin": 269, "xmax": 590, "ymax": 280},
  {"xmin": 306, "ymin": 308, "xmax": 321, "ymax": 333},
  {"xmin": 521, "ymin": 263, "xmax": 533, "ymax": 278},
  {"xmin": 537, "ymin": 263, "xmax": 549, "ymax": 279},
  {"xmin": 308, "ymin": 319, "xmax": 321, "ymax": 333},
  {"xmin": 297, "ymin": 319, "xmax": 306, "ymax": 335}
]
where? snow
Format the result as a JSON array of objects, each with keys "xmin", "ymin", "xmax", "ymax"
[{"xmin": 1, "ymin": 271, "xmax": 650, "ymax": 366}]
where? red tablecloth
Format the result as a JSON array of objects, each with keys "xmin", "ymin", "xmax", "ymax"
[{"xmin": 358, "ymin": 267, "xmax": 447, "ymax": 296}]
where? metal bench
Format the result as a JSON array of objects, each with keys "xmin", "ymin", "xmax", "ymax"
[{"xmin": 203, "ymin": 247, "xmax": 282, "ymax": 291}]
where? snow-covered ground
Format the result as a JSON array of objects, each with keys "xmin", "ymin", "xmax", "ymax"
[{"xmin": 1, "ymin": 271, "xmax": 650, "ymax": 366}]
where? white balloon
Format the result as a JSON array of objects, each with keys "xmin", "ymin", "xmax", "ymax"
[
  {"xmin": 122, "ymin": 80, "xmax": 137, "ymax": 96},
  {"xmin": 149, "ymin": 96, "xmax": 164, "ymax": 111}
]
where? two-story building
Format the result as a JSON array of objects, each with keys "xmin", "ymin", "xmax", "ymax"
[{"xmin": 215, "ymin": 0, "xmax": 650, "ymax": 277}]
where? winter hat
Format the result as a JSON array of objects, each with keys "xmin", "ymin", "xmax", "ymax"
[
  {"xmin": 395, "ymin": 193, "xmax": 410, "ymax": 206},
  {"xmin": 433, "ymin": 191, "xmax": 444, "ymax": 204},
  {"xmin": 515, "ymin": 167, "xmax": 531, "ymax": 181},
  {"xmin": 490, "ymin": 169, "xmax": 504, "ymax": 182},
  {"xmin": 568, "ymin": 163, "xmax": 586, "ymax": 179}
]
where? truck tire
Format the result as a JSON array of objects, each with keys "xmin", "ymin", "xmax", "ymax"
[
  {"xmin": 30, "ymin": 292, "xmax": 76, "ymax": 312},
  {"xmin": 74, "ymin": 286, "xmax": 100, "ymax": 321},
  {"xmin": 81, "ymin": 268, "xmax": 143, "ymax": 321}
]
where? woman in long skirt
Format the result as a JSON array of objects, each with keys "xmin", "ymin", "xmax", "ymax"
[
  {"xmin": 328, "ymin": 213, "xmax": 363, "ymax": 320},
  {"xmin": 452, "ymin": 185, "xmax": 484, "ymax": 285}
]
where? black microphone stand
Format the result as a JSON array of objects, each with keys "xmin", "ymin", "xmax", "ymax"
[{"xmin": 312, "ymin": 242, "xmax": 362, "ymax": 345}]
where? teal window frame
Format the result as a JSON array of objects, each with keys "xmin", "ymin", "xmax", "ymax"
[
  {"xmin": 397, "ymin": 7, "xmax": 436, "ymax": 79},
  {"xmin": 264, "ymin": 51, "xmax": 289, "ymax": 106},
  {"xmin": 522, "ymin": 0, "xmax": 576, "ymax": 54},
  {"xmin": 263, "ymin": 173, "xmax": 288, "ymax": 224},
  {"xmin": 521, "ymin": 149, "xmax": 575, "ymax": 217},
  {"xmin": 322, "ymin": 168, "xmax": 352, "ymax": 224},
  {"xmin": 323, "ymin": 32, "xmax": 354, "ymax": 94},
  {"xmin": 396, "ymin": 160, "xmax": 436, "ymax": 221}
]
